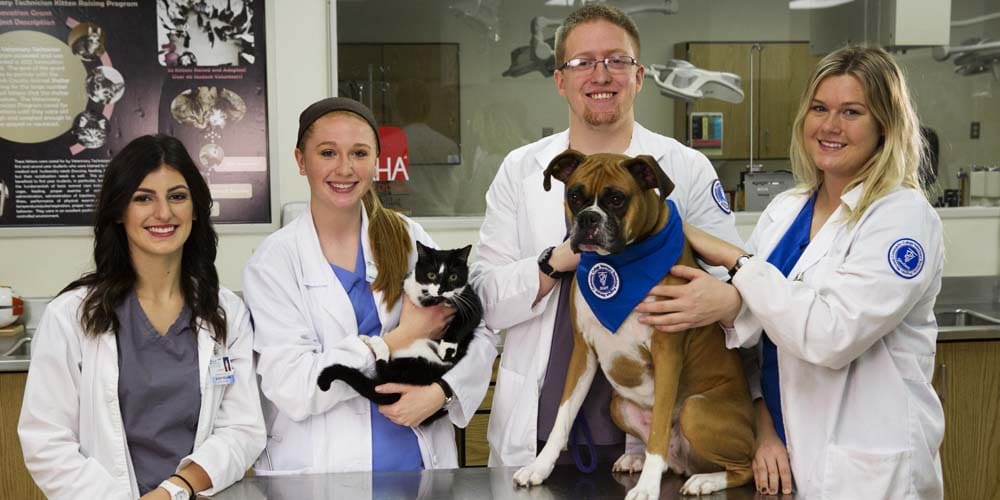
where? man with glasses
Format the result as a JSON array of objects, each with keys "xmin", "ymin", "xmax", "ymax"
[{"xmin": 472, "ymin": 3, "xmax": 745, "ymax": 470}]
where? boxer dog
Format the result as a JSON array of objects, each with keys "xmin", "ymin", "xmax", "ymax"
[{"xmin": 513, "ymin": 150, "xmax": 755, "ymax": 499}]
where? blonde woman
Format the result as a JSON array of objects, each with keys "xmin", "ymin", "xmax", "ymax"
[
  {"xmin": 244, "ymin": 97, "xmax": 496, "ymax": 473},
  {"xmin": 638, "ymin": 46, "xmax": 944, "ymax": 498}
]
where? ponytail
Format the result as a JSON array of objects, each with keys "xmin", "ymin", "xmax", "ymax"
[{"xmin": 362, "ymin": 189, "xmax": 411, "ymax": 308}]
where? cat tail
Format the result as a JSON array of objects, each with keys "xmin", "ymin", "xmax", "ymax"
[{"xmin": 317, "ymin": 364, "xmax": 401, "ymax": 405}]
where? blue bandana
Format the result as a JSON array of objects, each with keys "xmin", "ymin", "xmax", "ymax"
[{"xmin": 577, "ymin": 199, "xmax": 684, "ymax": 333}]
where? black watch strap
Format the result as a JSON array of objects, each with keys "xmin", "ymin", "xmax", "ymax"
[
  {"xmin": 538, "ymin": 246, "xmax": 574, "ymax": 279},
  {"xmin": 729, "ymin": 254, "xmax": 753, "ymax": 279}
]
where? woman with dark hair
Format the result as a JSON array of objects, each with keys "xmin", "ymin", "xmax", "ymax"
[
  {"xmin": 19, "ymin": 134, "xmax": 265, "ymax": 500},
  {"xmin": 244, "ymin": 97, "xmax": 496, "ymax": 473}
]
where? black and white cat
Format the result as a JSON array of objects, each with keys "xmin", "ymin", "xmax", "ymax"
[{"xmin": 317, "ymin": 241, "xmax": 483, "ymax": 425}]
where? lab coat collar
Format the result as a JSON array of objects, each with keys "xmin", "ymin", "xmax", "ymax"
[
  {"xmin": 293, "ymin": 205, "xmax": 363, "ymax": 335},
  {"xmin": 839, "ymin": 182, "xmax": 864, "ymax": 210},
  {"xmin": 297, "ymin": 204, "xmax": 376, "ymax": 285}
]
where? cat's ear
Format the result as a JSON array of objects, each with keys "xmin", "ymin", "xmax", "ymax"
[
  {"xmin": 455, "ymin": 245, "xmax": 472, "ymax": 262},
  {"xmin": 415, "ymin": 240, "xmax": 431, "ymax": 259}
]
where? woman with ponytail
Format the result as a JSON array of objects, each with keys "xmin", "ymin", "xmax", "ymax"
[{"xmin": 244, "ymin": 97, "xmax": 496, "ymax": 473}]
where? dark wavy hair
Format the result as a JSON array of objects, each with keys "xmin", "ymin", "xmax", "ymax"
[{"xmin": 60, "ymin": 134, "xmax": 227, "ymax": 342}]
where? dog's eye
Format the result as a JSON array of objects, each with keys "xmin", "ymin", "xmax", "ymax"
[
  {"xmin": 448, "ymin": 273, "xmax": 458, "ymax": 282},
  {"xmin": 427, "ymin": 272, "xmax": 438, "ymax": 280},
  {"xmin": 609, "ymin": 194, "xmax": 625, "ymax": 207},
  {"xmin": 568, "ymin": 192, "xmax": 580, "ymax": 202}
]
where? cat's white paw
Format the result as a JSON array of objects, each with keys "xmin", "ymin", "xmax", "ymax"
[
  {"xmin": 362, "ymin": 336, "xmax": 390, "ymax": 361},
  {"xmin": 513, "ymin": 460, "xmax": 555, "ymax": 487},
  {"xmin": 680, "ymin": 472, "xmax": 728, "ymax": 496},
  {"xmin": 612, "ymin": 453, "xmax": 645, "ymax": 473}
]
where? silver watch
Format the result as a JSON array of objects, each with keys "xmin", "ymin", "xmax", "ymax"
[
  {"xmin": 159, "ymin": 480, "xmax": 191, "ymax": 500},
  {"xmin": 729, "ymin": 254, "xmax": 753, "ymax": 279}
]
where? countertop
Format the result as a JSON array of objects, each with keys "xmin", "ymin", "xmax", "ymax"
[{"xmin": 210, "ymin": 464, "xmax": 769, "ymax": 500}]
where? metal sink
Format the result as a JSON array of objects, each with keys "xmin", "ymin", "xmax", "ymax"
[
  {"xmin": 1, "ymin": 336, "xmax": 31, "ymax": 357},
  {"xmin": 936, "ymin": 309, "xmax": 1000, "ymax": 328}
]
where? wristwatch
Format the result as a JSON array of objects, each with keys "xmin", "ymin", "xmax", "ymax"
[
  {"xmin": 159, "ymin": 480, "xmax": 191, "ymax": 500},
  {"xmin": 436, "ymin": 379, "xmax": 455, "ymax": 408},
  {"xmin": 538, "ymin": 246, "xmax": 573, "ymax": 279},
  {"xmin": 729, "ymin": 254, "xmax": 753, "ymax": 279}
]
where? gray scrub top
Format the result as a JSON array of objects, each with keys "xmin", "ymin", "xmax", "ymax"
[{"xmin": 115, "ymin": 291, "xmax": 201, "ymax": 495}]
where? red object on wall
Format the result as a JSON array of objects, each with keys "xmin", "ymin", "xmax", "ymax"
[{"xmin": 376, "ymin": 126, "xmax": 409, "ymax": 182}]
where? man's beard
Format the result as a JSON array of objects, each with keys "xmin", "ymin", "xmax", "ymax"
[{"xmin": 583, "ymin": 106, "xmax": 621, "ymax": 127}]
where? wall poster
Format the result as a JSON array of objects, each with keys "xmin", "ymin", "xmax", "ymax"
[{"xmin": 0, "ymin": 0, "xmax": 270, "ymax": 229}]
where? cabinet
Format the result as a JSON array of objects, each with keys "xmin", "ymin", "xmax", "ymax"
[
  {"xmin": 932, "ymin": 341, "xmax": 1000, "ymax": 499},
  {"xmin": 0, "ymin": 372, "xmax": 44, "ymax": 500},
  {"xmin": 672, "ymin": 42, "xmax": 819, "ymax": 160}
]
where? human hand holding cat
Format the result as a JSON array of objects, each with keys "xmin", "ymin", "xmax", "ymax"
[
  {"xmin": 375, "ymin": 382, "xmax": 448, "ymax": 427},
  {"xmin": 384, "ymin": 296, "xmax": 455, "ymax": 352}
]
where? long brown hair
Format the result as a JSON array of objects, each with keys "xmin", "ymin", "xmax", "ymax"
[
  {"xmin": 299, "ymin": 110, "xmax": 412, "ymax": 308},
  {"xmin": 61, "ymin": 134, "xmax": 227, "ymax": 341},
  {"xmin": 789, "ymin": 45, "xmax": 924, "ymax": 226}
]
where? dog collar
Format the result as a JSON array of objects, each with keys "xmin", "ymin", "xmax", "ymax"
[{"xmin": 577, "ymin": 199, "xmax": 684, "ymax": 333}]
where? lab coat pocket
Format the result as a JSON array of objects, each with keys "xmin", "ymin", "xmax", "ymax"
[
  {"xmin": 822, "ymin": 444, "xmax": 911, "ymax": 500},
  {"xmin": 487, "ymin": 366, "xmax": 527, "ymax": 458}
]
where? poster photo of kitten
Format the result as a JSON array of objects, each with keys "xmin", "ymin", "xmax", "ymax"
[
  {"xmin": 68, "ymin": 23, "xmax": 105, "ymax": 62},
  {"xmin": 86, "ymin": 66, "xmax": 125, "ymax": 105},
  {"xmin": 71, "ymin": 110, "xmax": 108, "ymax": 149},
  {"xmin": 317, "ymin": 242, "xmax": 483, "ymax": 426},
  {"xmin": 157, "ymin": 0, "xmax": 257, "ymax": 67}
]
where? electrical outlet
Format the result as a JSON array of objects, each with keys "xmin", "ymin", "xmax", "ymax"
[{"xmin": 971, "ymin": 121, "xmax": 981, "ymax": 139}]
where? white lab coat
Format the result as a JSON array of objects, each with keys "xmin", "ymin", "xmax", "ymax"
[
  {"xmin": 472, "ymin": 124, "xmax": 743, "ymax": 466},
  {"xmin": 244, "ymin": 206, "xmax": 497, "ymax": 474},
  {"xmin": 730, "ymin": 185, "xmax": 945, "ymax": 499},
  {"xmin": 18, "ymin": 287, "xmax": 266, "ymax": 500}
]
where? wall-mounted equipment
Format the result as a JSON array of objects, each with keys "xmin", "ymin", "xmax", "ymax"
[
  {"xmin": 646, "ymin": 60, "xmax": 744, "ymax": 103},
  {"xmin": 807, "ymin": 0, "xmax": 952, "ymax": 54}
]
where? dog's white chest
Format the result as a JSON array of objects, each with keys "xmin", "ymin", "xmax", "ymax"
[{"xmin": 573, "ymin": 284, "xmax": 655, "ymax": 406}]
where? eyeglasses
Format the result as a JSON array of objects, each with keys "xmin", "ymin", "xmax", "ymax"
[{"xmin": 559, "ymin": 56, "xmax": 639, "ymax": 73}]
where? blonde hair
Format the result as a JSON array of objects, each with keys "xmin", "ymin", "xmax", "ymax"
[
  {"xmin": 299, "ymin": 110, "xmax": 412, "ymax": 308},
  {"xmin": 789, "ymin": 45, "xmax": 924, "ymax": 226}
]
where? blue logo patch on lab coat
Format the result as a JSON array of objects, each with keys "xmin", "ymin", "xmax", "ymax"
[
  {"xmin": 711, "ymin": 179, "xmax": 731, "ymax": 214},
  {"xmin": 888, "ymin": 238, "xmax": 925, "ymax": 279},
  {"xmin": 587, "ymin": 263, "xmax": 620, "ymax": 299}
]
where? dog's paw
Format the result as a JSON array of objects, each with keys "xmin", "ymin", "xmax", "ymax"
[
  {"xmin": 512, "ymin": 461, "xmax": 555, "ymax": 487},
  {"xmin": 624, "ymin": 483, "xmax": 660, "ymax": 500},
  {"xmin": 679, "ymin": 472, "xmax": 728, "ymax": 496},
  {"xmin": 624, "ymin": 466, "xmax": 664, "ymax": 500},
  {"xmin": 612, "ymin": 453, "xmax": 645, "ymax": 473}
]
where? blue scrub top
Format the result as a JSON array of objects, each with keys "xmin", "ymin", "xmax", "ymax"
[
  {"xmin": 330, "ymin": 238, "xmax": 423, "ymax": 472},
  {"xmin": 760, "ymin": 192, "xmax": 817, "ymax": 444}
]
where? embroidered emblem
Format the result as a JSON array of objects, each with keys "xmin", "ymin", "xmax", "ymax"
[
  {"xmin": 587, "ymin": 263, "xmax": 620, "ymax": 299},
  {"xmin": 888, "ymin": 238, "xmax": 925, "ymax": 279},
  {"xmin": 711, "ymin": 179, "xmax": 731, "ymax": 214}
]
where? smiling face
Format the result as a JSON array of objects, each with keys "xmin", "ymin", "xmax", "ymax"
[
  {"xmin": 554, "ymin": 20, "xmax": 644, "ymax": 131},
  {"xmin": 121, "ymin": 165, "xmax": 193, "ymax": 261},
  {"xmin": 803, "ymin": 74, "xmax": 882, "ymax": 183},
  {"xmin": 295, "ymin": 112, "xmax": 377, "ymax": 213}
]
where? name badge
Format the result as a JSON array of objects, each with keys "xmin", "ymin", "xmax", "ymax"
[{"xmin": 210, "ymin": 355, "xmax": 235, "ymax": 385}]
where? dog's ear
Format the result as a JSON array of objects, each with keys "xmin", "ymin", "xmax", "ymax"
[
  {"xmin": 622, "ymin": 155, "xmax": 675, "ymax": 204},
  {"xmin": 543, "ymin": 149, "xmax": 587, "ymax": 191}
]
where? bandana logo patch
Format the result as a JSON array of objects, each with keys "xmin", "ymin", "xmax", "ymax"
[
  {"xmin": 711, "ymin": 179, "xmax": 731, "ymax": 214},
  {"xmin": 587, "ymin": 263, "xmax": 620, "ymax": 299},
  {"xmin": 888, "ymin": 238, "xmax": 925, "ymax": 279}
]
